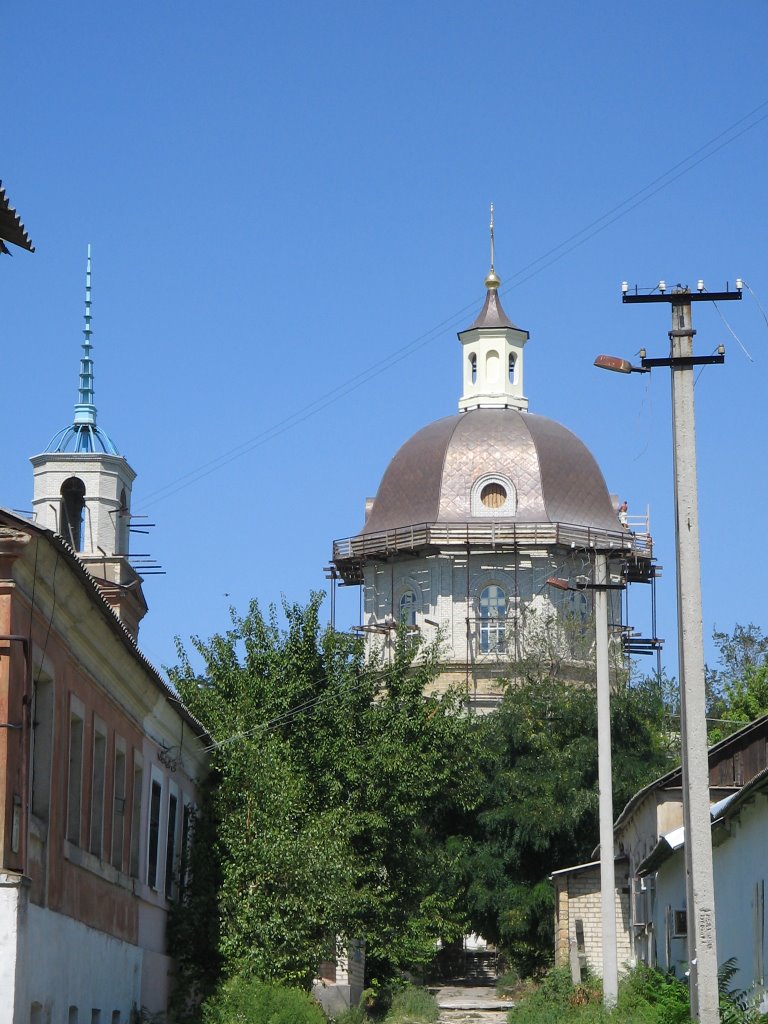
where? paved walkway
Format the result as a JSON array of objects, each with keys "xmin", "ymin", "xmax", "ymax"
[{"xmin": 431, "ymin": 985, "xmax": 514, "ymax": 1023}]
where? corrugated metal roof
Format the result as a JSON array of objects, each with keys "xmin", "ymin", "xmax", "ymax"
[
  {"xmin": 637, "ymin": 766, "xmax": 768, "ymax": 876},
  {"xmin": 0, "ymin": 181, "xmax": 35, "ymax": 252}
]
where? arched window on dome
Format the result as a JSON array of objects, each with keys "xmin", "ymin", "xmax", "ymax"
[
  {"xmin": 479, "ymin": 584, "xmax": 506, "ymax": 654},
  {"xmin": 60, "ymin": 477, "xmax": 86, "ymax": 552},
  {"xmin": 469, "ymin": 352, "xmax": 477, "ymax": 384},
  {"xmin": 508, "ymin": 353, "xmax": 516, "ymax": 384},
  {"xmin": 399, "ymin": 590, "xmax": 417, "ymax": 628}
]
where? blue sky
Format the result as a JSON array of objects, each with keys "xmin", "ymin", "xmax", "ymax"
[{"xmin": 4, "ymin": 2, "xmax": 768, "ymax": 680}]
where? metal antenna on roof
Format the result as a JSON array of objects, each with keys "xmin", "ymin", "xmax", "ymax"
[
  {"xmin": 74, "ymin": 244, "xmax": 97, "ymax": 429},
  {"xmin": 485, "ymin": 204, "xmax": 501, "ymax": 290}
]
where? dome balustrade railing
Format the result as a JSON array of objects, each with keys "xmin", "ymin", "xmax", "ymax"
[{"xmin": 332, "ymin": 520, "xmax": 652, "ymax": 565}]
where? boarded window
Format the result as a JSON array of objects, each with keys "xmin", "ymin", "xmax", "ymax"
[
  {"xmin": 31, "ymin": 677, "xmax": 54, "ymax": 821},
  {"xmin": 147, "ymin": 778, "xmax": 162, "ymax": 889},
  {"xmin": 111, "ymin": 747, "xmax": 126, "ymax": 871},
  {"xmin": 165, "ymin": 792, "xmax": 178, "ymax": 899},
  {"xmin": 129, "ymin": 760, "xmax": 143, "ymax": 878},
  {"xmin": 90, "ymin": 726, "xmax": 107, "ymax": 857},
  {"xmin": 67, "ymin": 710, "xmax": 84, "ymax": 845}
]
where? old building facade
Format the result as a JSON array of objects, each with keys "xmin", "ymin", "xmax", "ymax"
[{"xmin": 0, "ymin": 250, "xmax": 208, "ymax": 1024}]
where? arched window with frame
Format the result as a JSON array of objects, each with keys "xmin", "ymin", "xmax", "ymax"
[
  {"xmin": 60, "ymin": 477, "xmax": 86, "ymax": 551},
  {"xmin": 399, "ymin": 590, "xmax": 417, "ymax": 627},
  {"xmin": 469, "ymin": 352, "xmax": 477, "ymax": 384},
  {"xmin": 479, "ymin": 584, "xmax": 507, "ymax": 653}
]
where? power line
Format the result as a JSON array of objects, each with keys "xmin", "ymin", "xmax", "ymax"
[{"xmin": 136, "ymin": 99, "xmax": 768, "ymax": 513}]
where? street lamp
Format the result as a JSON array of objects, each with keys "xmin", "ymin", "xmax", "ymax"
[{"xmin": 596, "ymin": 280, "xmax": 740, "ymax": 1024}]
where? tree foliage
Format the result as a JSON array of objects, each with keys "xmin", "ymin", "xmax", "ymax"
[
  {"xmin": 707, "ymin": 624, "xmax": 768, "ymax": 742},
  {"xmin": 459, "ymin": 670, "xmax": 670, "ymax": 974},
  {"xmin": 170, "ymin": 593, "xmax": 675, "ymax": 993},
  {"xmin": 169, "ymin": 595, "xmax": 485, "ymax": 994}
]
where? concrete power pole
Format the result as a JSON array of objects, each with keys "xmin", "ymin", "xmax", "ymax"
[
  {"xmin": 595, "ymin": 550, "xmax": 618, "ymax": 1008},
  {"xmin": 623, "ymin": 281, "xmax": 741, "ymax": 1023}
]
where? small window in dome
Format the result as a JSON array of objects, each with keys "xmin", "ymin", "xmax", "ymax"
[
  {"xmin": 480, "ymin": 482, "xmax": 507, "ymax": 509},
  {"xmin": 509, "ymin": 353, "xmax": 516, "ymax": 384},
  {"xmin": 471, "ymin": 474, "xmax": 516, "ymax": 517},
  {"xmin": 470, "ymin": 353, "xmax": 477, "ymax": 384}
]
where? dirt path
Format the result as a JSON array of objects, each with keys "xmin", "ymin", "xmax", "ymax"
[{"xmin": 432, "ymin": 985, "xmax": 513, "ymax": 1024}]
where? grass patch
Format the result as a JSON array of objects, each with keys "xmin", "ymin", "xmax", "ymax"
[
  {"xmin": 508, "ymin": 965, "xmax": 691, "ymax": 1024},
  {"xmin": 383, "ymin": 985, "xmax": 440, "ymax": 1023}
]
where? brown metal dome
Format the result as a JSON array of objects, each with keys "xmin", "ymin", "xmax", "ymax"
[{"xmin": 361, "ymin": 407, "xmax": 619, "ymax": 535}]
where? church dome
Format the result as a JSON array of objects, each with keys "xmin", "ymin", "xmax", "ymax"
[{"xmin": 361, "ymin": 407, "xmax": 619, "ymax": 536}]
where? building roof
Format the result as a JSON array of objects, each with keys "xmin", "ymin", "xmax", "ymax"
[
  {"xmin": 0, "ymin": 507, "xmax": 209, "ymax": 744},
  {"xmin": 0, "ymin": 181, "xmax": 35, "ymax": 253},
  {"xmin": 462, "ymin": 287, "xmax": 523, "ymax": 332},
  {"xmin": 613, "ymin": 713, "xmax": 768, "ymax": 834},
  {"xmin": 360, "ymin": 407, "xmax": 621, "ymax": 536},
  {"xmin": 637, "ymin": 765, "xmax": 768, "ymax": 877}
]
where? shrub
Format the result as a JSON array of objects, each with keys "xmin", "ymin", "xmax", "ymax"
[
  {"xmin": 332, "ymin": 1007, "xmax": 372, "ymax": 1024},
  {"xmin": 201, "ymin": 976, "xmax": 325, "ymax": 1024},
  {"xmin": 383, "ymin": 984, "xmax": 440, "ymax": 1023},
  {"xmin": 497, "ymin": 965, "xmax": 521, "ymax": 995},
  {"xmin": 508, "ymin": 964, "xmax": 691, "ymax": 1024}
]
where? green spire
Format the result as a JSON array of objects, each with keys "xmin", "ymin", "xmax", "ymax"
[{"xmin": 74, "ymin": 243, "xmax": 96, "ymax": 426}]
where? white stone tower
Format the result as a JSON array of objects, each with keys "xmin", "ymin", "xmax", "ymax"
[{"xmin": 30, "ymin": 247, "xmax": 148, "ymax": 637}]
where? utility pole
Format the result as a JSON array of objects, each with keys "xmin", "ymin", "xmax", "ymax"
[
  {"xmin": 594, "ymin": 550, "xmax": 617, "ymax": 1008},
  {"xmin": 623, "ymin": 280, "xmax": 741, "ymax": 1024}
]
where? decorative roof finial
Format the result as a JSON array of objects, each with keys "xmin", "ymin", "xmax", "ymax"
[
  {"xmin": 74, "ymin": 243, "xmax": 97, "ymax": 427},
  {"xmin": 484, "ymin": 203, "xmax": 501, "ymax": 290}
]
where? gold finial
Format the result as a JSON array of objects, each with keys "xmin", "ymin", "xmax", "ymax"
[{"xmin": 484, "ymin": 202, "xmax": 501, "ymax": 289}]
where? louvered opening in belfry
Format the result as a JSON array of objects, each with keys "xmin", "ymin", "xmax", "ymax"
[{"xmin": 480, "ymin": 482, "xmax": 507, "ymax": 509}]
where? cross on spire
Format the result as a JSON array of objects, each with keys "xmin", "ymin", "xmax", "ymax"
[{"xmin": 485, "ymin": 203, "xmax": 501, "ymax": 290}]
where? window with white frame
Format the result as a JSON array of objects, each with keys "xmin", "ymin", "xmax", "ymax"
[{"xmin": 479, "ymin": 585, "xmax": 507, "ymax": 654}]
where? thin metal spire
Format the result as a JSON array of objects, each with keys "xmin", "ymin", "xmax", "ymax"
[
  {"xmin": 485, "ymin": 203, "xmax": 501, "ymax": 290},
  {"xmin": 74, "ymin": 243, "xmax": 97, "ymax": 427},
  {"xmin": 490, "ymin": 202, "xmax": 495, "ymax": 274}
]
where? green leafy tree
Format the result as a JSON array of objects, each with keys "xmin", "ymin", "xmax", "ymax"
[
  {"xmin": 707, "ymin": 624, "xmax": 768, "ymax": 742},
  {"xmin": 459, "ymin": 671, "xmax": 670, "ymax": 975},
  {"xmin": 169, "ymin": 595, "xmax": 485, "ymax": 994}
]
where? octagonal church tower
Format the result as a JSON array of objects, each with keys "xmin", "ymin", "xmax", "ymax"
[
  {"xmin": 331, "ymin": 239, "xmax": 652, "ymax": 710},
  {"xmin": 30, "ymin": 247, "xmax": 148, "ymax": 639}
]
